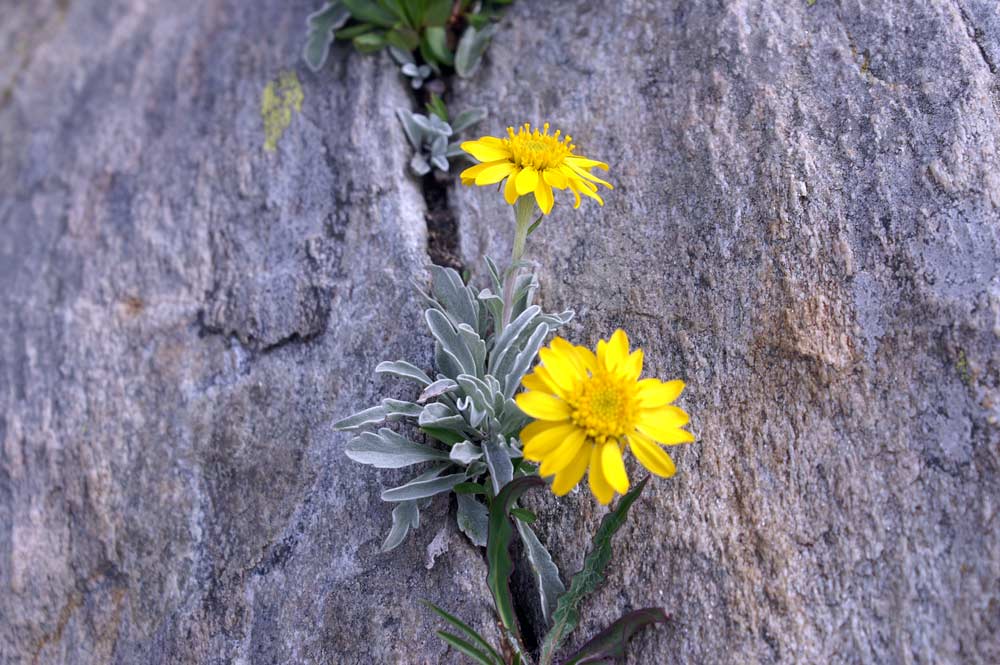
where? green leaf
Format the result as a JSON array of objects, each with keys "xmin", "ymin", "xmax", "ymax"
[
  {"xmin": 426, "ymin": 93, "xmax": 449, "ymax": 122},
  {"xmin": 421, "ymin": 425, "xmax": 466, "ymax": 446},
  {"xmin": 418, "ymin": 377, "xmax": 459, "ymax": 403},
  {"xmin": 516, "ymin": 521, "xmax": 565, "ymax": 627},
  {"xmin": 385, "ymin": 26, "xmax": 420, "ymax": 51},
  {"xmin": 510, "ymin": 508, "xmax": 536, "ymax": 523},
  {"xmin": 424, "ymin": 0, "xmax": 453, "ymax": 26},
  {"xmin": 482, "ymin": 436, "xmax": 513, "ymax": 493},
  {"xmin": 303, "ymin": 2, "xmax": 351, "ymax": 72},
  {"xmin": 455, "ymin": 24, "xmax": 498, "ymax": 78},
  {"xmin": 381, "ymin": 470, "xmax": 466, "ymax": 501},
  {"xmin": 376, "ymin": 360, "xmax": 432, "ymax": 386},
  {"xmin": 487, "ymin": 476, "xmax": 545, "ymax": 646},
  {"xmin": 450, "ymin": 106, "xmax": 488, "ymax": 133},
  {"xmin": 435, "ymin": 631, "xmax": 496, "ymax": 665},
  {"xmin": 562, "ymin": 608, "xmax": 669, "ymax": 665},
  {"xmin": 345, "ymin": 428, "xmax": 448, "ymax": 468},
  {"xmin": 334, "ymin": 23, "xmax": 375, "ymax": 40},
  {"xmin": 422, "ymin": 26, "xmax": 454, "ymax": 66},
  {"xmin": 539, "ymin": 477, "xmax": 651, "ymax": 665},
  {"xmin": 342, "ymin": 0, "xmax": 398, "ymax": 27},
  {"xmin": 353, "ymin": 31, "xmax": 387, "ymax": 53},
  {"xmin": 424, "ymin": 601, "xmax": 504, "ymax": 665}
]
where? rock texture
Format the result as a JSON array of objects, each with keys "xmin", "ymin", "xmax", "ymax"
[
  {"xmin": 451, "ymin": 1, "xmax": 1000, "ymax": 663},
  {"xmin": 2, "ymin": 0, "xmax": 999, "ymax": 664},
  {"xmin": 0, "ymin": 1, "xmax": 494, "ymax": 663}
]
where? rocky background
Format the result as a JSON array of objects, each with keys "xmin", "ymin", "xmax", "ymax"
[{"xmin": 2, "ymin": 1, "xmax": 998, "ymax": 664}]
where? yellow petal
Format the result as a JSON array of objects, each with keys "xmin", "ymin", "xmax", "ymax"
[
  {"xmin": 604, "ymin": 329, "xmax": 630, "ymax": 372},
  {"xmin": 551, "ymin": 338, "xmax": 586, "ymax": 375},
  {"xmin": 629, "ymin": 433, "xmax": 676, "ymax": 478},
  {"xmin": 636, "ymin": 379, "xmax": 684, "ymax": 408},
  {"xmin": 575, "ymin": 346, "xmax": 598, "ymax": 373},
  {"xmin": 515, "ymin": 167, "xmax": 539, "ymax": 196},
  {"xmin": 566, "ymin": 162, "xmax": 614, "ymax": 189},
  {"xmin": 515, "ymin": 391, "xmax": 572, "ymax": 421},
  {"xmin": 539, "ymin": 346, "xmax": 584, "ymax": 392},
  {"xmin": 601, "ymin": 443, "xmax": 630, "ymax": 495},
  {"xmin": 460, "ymin": 161, "xmax": 496, "ymax": 180},
  {"xmin": 539, "ymin": 429, "xmax": 586, "ymax": 476},
  {"xmin": 564, "ymin": 156, "xmax": 610, "ymax": 171},
  {"xmin": 566, "ymin": 179, "xmax": 582, "ymax": 208},
  {"xmin": 543, "ymin": 168, "xmax": 569, "ymax": 189},
  {"xmin": 551, "ymin": 443, "xmax": 592, "ymax": 496},
  {"xmin": 620, "ymin": 348, "xmax": 643, "ymax": 381},
  {"xmin": 475, "ymin": 162, "xmax": 516, "ymax": 186},
  {"xmin": 521, "ymin": 371, "xmax": 548, "ymax": 392},
  {"xmin": 461, "ymin": 140, "xmax": 512, "ymax": 162},
  {"xmin": 535, "ymin": 179, "xmax": 554, "ymax": 215},
  {"xmin": 588, "ymin": 444, "xmax": 615, "ymax": 505},
  {"xmin": 636, "ymin": 406, "xmax": 692, "ymax": 441},
  {"xmin": 522, "ymin": 421, "xmax": 581, "ymax": 459},
  {"xmin": 636, "ymin": 425, "xmax": 694, "ymax": 446},
  {"xmin": 503, "ymin": 167, "xmax": 521, "ymax": 205},
  {"xmin": 533, "ymin": 364, "xmax": 567, "ymax": 398}
]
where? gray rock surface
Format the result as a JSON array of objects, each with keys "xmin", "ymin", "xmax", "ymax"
[
  {"xmin": 451, "ymin": 1, "xmax": 1000, "ymax": 663},
  {"xmin": 1, "ymin": 1, "xmax": 494, "ymax": 663},
  {"xmin": 2, "ymin": 0, "xmax": 999, "ymax": 664}
]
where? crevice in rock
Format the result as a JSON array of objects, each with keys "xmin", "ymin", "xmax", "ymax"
[{"xmin": 957, "ymin": 3, "xmax": 997, "ymax": 75}]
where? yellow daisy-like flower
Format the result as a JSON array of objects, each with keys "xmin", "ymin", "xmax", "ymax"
[
  {"xmin": 514, "ymin": 330, "xmax": 694, "ymax": 505},
  {"xmin": 459, "ymin": 122, "xmax": 613, "ymax": 215}
]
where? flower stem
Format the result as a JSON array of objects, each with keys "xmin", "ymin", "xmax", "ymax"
[{"xmin": 501, "ymin": 196, "xmax": 537, "ymax": 327}]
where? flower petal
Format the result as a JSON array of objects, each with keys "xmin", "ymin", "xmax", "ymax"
[
  {"xmin": 539, "ymin": 429, "xmax": 587, "ymax": 476},
  {"xmin": 515, "ymin": 391, "xmax": 572, "ymax": 421},
  {"xmin": 551, "ymin": 443, "xmax": 592, "ymax": 496},
  {"xmin": 636, "ymin": 406, "xmax": 692, "ymax": 441},
  {"xmin": 629, "ymin": 432, "xmax": 676, "ymax": 478},
  {"xmin": 522, "ymin": 421, "xmax": 580, "ymax": 459},
  {"xmin": 461, "ymin": 140, "xmax": 512, "ymax": 162},
  {"xmin": 475, "ymin": 162, "xmax": 517, "ymax": 186},
  {"xmin": 588, "ymin": 444, "xmax": 615, "ymax": 505},
  {"xmin": 636, "ymin": 379, "xmax": 684, "ymax": 408},
  {"xmin": 566, "ymin": 162, "xmax": 614, "ymax": 189},
  {"xmin": 620, "ymin": 348, "xmax": 643, "ymax": 381},
  {"xmin": 564, "ymin": 156, "xmax": 610, "ymax": 171},
  {"xmin": 515, "ymin": 167, "xmax": 539, "ymax": 196},
  {"xmin": 575, "ymin": 345, "xmax": 598, "ymax": 373},
  {"xmin": 535, "ymin": 178, "xmax": 554, "ymax": 215},
  {"xmin": 503, "ymin": 167, "xmax": 521, "ymax": 205},
  {"xmin": 543, "ymin": 168, "xmax": 569, "ymax": 189},
  {"xmin": 539, "ymin": 346, "xmax": 585, "ymax": 392},
  {"xmin": 604, "ymin": 329, "xmax": 630, "ymax": 372},
  {"xmin": 601, "ymin": 442, "xmax": 630, "ymax": 495},
  {"xmin": 521, "ymin": 371, "xmax": 548, "ymax": 393},
  {"xmin": 552, "ymin": 338, "xmax": 587, "ymax": 375}
]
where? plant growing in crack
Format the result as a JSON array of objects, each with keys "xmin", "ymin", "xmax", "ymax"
[{"xmin": 334, "ymin": 121, "xmax": 697, "ymax": 662}]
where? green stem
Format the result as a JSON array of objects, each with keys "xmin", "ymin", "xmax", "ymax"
[{"xmin": 501, "ymin": 197, "xmax": 537, "ymax": 328}]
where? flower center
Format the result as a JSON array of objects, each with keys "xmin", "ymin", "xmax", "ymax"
[
  {"xmin": 504, "ymin": 122, "xmax": 575, "ymax": 171},
  {"xmin": 569, "ymin": 371, "xmax": 637, "ymax": 444}
]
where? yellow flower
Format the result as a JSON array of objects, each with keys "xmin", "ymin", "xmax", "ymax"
[
  {"xmin": 514, "ymin": 330, "xmax": 694, "ymax": 504},
  {"xmin": 459, "ymin": 122, "xmax": 613, "ymax": 215}
]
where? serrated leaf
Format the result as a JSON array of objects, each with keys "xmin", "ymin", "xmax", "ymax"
[
  {"xmin": 381, "ymin": 470, "xmax": 465, "ymax": 501},
  {"xmin": 456, "ymin": 493, "xmax": 489, "ymax": 547},
  {"xmin": 333, "ymin": 404, "xmax": 387, "ymax": 431},
  {"xmin": 303, "ymin": 2, "xmax": 351, "ymax": 72},
  {"xmin": 487, "ymin": 476, "xmax": 545, "ymax": 647},
  {"xmin": 381, "ymin": 398, "xmax": 423, "ymax": 419},
  {"xmin": 419, "ymin": 402, "xmax": 468, "ymax": 432},
  {"xmin": 345, "ymin": 428, "xmax": 449, "ymax": 468},
  {"xmin": 376, "ymin": 360, "xmax": 432, "ymax": 386},
  {"xmin": 424, "ymin": 601, "xmax": 503, "ymax": 665},
  {"xmin": 429, "ymin": 265, "xmax": 478, "ymax": 329},
  {"xmin": 489, "ymin": 304, "xmax": 540, "ymax": 375},
  {"xmin": 538, "ymin": 478, "xmax": 651, "ymax": 665},
  {"xmin": 381, "ymin": 499, "xmax": 419, "ymax": 551},
  {"xmin": 562, "ymin": 608, "xmax": 669, "ymax": 665},
  {"xmin": 516, "ymin": 522, "xmax": 565, "ymax": 627}
]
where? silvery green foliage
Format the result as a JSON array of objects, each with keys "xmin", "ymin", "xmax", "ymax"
[
  {"xmin": 389, "ymin": 47, "xmax": 433, "ymax": 89},
  {"xmin": 335, "ymin": 260, "xmax": 573, "ymax": 554},
  {"xmin": 455, "ymin": 23, "xmax": 499, "ymax": 78},
  {"xmin": 303, "ymin": 1, "xmax": 350, "ymax": 72},
  {"xmin": 396, "ymin": 107, "xmax": 488, "ymax": 175}
]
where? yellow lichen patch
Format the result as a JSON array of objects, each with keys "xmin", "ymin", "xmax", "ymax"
[{"xmin": 261, "ymin": 71, "xmax": 304, "ymax": 152}]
